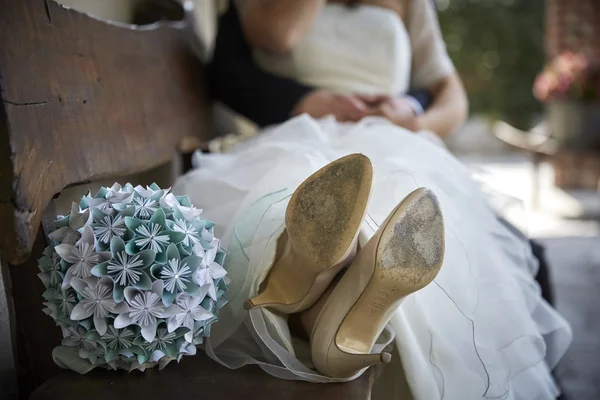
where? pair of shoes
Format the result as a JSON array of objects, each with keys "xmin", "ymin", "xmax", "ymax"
[{"xmin": 245, "ymin": 154, "xmax": 445, "ymax": 378}]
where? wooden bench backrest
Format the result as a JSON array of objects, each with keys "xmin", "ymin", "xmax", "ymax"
[{"xmin": 0, "ymin": 0, "xmax": 211, "ymax": 394}]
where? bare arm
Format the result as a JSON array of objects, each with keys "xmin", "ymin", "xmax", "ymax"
[
  {"xmin": 241, "ymin": 0, "xmax": 325, "ymax": 53},
  {"xmin": 415, "ymin": 72, "xmax": 468, "ymax": 138}
]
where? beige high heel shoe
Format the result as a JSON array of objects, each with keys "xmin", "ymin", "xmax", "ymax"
[
  {"xmin": 310, "ymin": 187, "xmax": 445, "ymax": 378},
  {"xmin": 244, "ymin": 153, "xmax": 373, "ymax": 314}
]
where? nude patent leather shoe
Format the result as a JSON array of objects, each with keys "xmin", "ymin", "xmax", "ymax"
[
  {"xmin": 310, "ymin": 187, "xmax": 445, "ymax": 378},
  {"xmin": 244, "ymin": 153, "xmax": 373, "ymax": 314}
]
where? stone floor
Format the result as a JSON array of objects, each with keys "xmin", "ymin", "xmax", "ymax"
[
  {"xmin": 542, "ymin": 236, "xmax": 600, "ymax": 400},
  {"xmin": 460, "ymin": 152, "xmax": 600, "ymax": 400}
]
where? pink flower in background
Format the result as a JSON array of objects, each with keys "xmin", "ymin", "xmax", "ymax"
[
  {"xmin": 557, "ymin": 73, "xmax": 573, "ymax": 96},
  {"xmin": 533, "ymin": 73, "xmax": 552, "ymax": 102},
  {"xmin": 533, "ymin": 51, "xmax": 598, "ymax": 103},
  {"xmin": 553, "ymin": 51, "xmax": 575, "ymax": 75}
]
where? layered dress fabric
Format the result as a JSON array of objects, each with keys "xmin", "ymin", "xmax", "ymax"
[{"xmin": 173, "ymin": 2, "xmax": 572, "ymax": 399}]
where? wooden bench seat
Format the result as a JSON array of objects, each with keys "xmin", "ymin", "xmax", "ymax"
[{"xmin": 31, "ymin": 353, "xmax": 372, "ymax": 400}]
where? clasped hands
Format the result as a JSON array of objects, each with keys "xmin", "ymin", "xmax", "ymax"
[{"xmin": 293, "ymin": 89, "xmax": 421, "ymax": 131}]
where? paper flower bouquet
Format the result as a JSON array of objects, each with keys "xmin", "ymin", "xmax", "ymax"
[{"xmin": 38, "ymin": 183, "xmax": 228, "ymax": 372}]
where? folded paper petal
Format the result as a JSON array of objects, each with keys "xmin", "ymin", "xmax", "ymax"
[
  {"xmin": 55, "ymin": 244, "xmax": 78, "ymax": 263},
  {"xmin": 69, "ymin": 277, "xmax": 87, "ymax": 293},
  {"xmin": 150, "ymin": 280, "xmax": 164, "ymax": 297},
  {"xmin": 71, "ymin": 303, "xmax": 94, "ymax": 320},
  {"xmin": 133, "ymin": 273, "xmax": 152, "ymax": 290},
  {"xmin": 166, "ymin": 244, "xmax": 180, "ymax": 262},
  {"xmin": 114, "ymin": 314, "xmax": 134, "ymax": 329},
  {"xmin": 163, "ymin": 290, "xmax": 177, "ymax": 306},
  {"xmin": 123, "ymin": 287, "xmax": 140, "ymax": 304},
  {"xmin": 91, "ymin": 262, "xmax": 108, "ymax": 277},
  {"xmin": 210, "ymin": 262, "xmax": 227, "ymax": 280},
  {"xmin": 141, "ymin": 323, "xmax": 157, "ymax": 342},
  {"xmin": 161, "ymin": 304, "xmax": 181, "ymax": 318},
  {"xmin": 113, "ymin": 284, "xmax": 125, "ymax": 303},
  {"xmin": 94, "ymin": 315, "xmax": 108, "ymax": 336},
  {"xmin": 113, "ymin": 301, "xmax": 129, "ymax": 314}
]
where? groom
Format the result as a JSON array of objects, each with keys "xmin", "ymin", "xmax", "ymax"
[{"xmin": 207, "ymin": 1, "xmax": 433, "ymax": 128}]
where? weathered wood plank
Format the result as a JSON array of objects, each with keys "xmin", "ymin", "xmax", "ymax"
[
  {"xmin": 0, "ymin": 0, "xmax": 210, "ymax": 265},
  {"xmin": 31, "ymin": 353, "xmax": 374, "ymax": 400}
]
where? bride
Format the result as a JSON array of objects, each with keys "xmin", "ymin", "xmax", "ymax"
[{"xmin": 174, "ymin": 1, "xmax": 572, "ymax": 399}]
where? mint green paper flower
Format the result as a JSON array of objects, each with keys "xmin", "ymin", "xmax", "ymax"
[
  {"xmin": 42, "ymin": 284, "xmax": 78, "ymax": 320},
  {"xmin": 102, "ymin": 326, "xmax": 135, "ymax": 350},
  {"xmin": 150, "ymin": 244, "xmax": 203, "ymax": 306},
  {"xmin": 91, "ymin": 207, "xmax": 128, "ymax": 246},
  {"xmin": 38, "ymin": 247, "xmax": 66, "ymax": 288},
  {"xmin": 49, "ymin": 202, "xmax": 90, "ymax": 245},
  {"xmin": 170, "ymin": 218, "xmax": 202, "ymax": 249},
  {"xmin": 125, "ymin": 208, "xmax": 185, "ymax": 264},
  {"xmin": 92, "ymin": 237, "xmax": 155, "ymax": 302},
  {"xmin": 134, "ymin": 325, "xmax": 189, "ymax": 364},
  {"xmin": 62, "ymin": 325, "xmax": 100, "ymax": 352},
  {"xmin": 86, "ymin": 183, "xmax": 133, "ymax": 211}
]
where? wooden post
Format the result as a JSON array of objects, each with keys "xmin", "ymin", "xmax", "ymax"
[{"xmin": 546, "ymin": 0, "xmax": 600, "ymax": 63}]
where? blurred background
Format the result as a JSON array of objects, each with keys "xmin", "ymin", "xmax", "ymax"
[
  {"xmin": 1, "ymin": 1, "xmax": 599, "ymax": 399},
  {"xmin": 440, "ymin": 3, "xmax": 600, "ymax": 399}
]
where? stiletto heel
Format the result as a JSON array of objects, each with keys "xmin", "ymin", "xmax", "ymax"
[
  {"xmin": 320, "ymin": 343, "xmax": 392, "ymax": 378},
  {"xmin": 311, "ymin": 187, "xmax": 445, "ymax": 378},
  {"xmin": 246, "ymin": 154, "xmax": 373, "ymax": 313}
]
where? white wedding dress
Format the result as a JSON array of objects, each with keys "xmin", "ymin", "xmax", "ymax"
[{"xmin": 174, "ymin": 2, "xmax": 572, "ymax": 399}]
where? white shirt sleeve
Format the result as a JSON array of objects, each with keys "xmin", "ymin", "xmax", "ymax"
[{"xmin": 407, "ymin": 0, "xmax": 455, "ymax": 89}]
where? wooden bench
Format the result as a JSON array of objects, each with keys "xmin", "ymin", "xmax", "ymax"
[{"xmin": 0, "ymin": 1, "xmax": 373, "ymax": 398}]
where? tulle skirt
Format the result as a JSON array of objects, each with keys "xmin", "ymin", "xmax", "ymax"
[{"xmin": 173, "ymin": 115, "xmax": 572, "ymax": 400}]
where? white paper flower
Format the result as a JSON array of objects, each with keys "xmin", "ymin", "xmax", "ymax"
[
  {"xmin": 101, "ymin": 326, "xmax": 135, "ymax": 349},
  {"xmin": 49, "ymin": 202, "xmax": 90, "ymax": 245},
  {"xmin": 108, "ymin": 251, "xmax": 145, "ymax": 287},
  {"xmin": 87, "ymin": 183, "xmax": 133, "ymax": 210},
  {"xmin": 177, "ymin": 341, "xmax": 197, "ymax": 361},
  {"xmin": 93, "ymin": 214, "xmax": 126, "ymax": 244},
  {"xmin": 134, "ymin": 184, "xmax": 169, "ymax": 199},
  {"xmin": 56, "ymin": 226, "xmax": 111, "ymax": 289},
  {"xmin": 161, "ymin": 258, "xmax": 193, "ymax": 293},
  {"xmin": 135, "ymin": 223, "xmax": 170, "ymax": 253},
  {"xmin": 178, "ymin": 205, "xmax": 203, "ymax": 221},
  {"xmin": 114, "ymin": 281, "xmax": 180, "ymax": 342},
  {"xmin": 171, "ymin": 219, "xmax": 200, "ymax": 247},
  {"xmin": 159, "ymin": 193, "xmax": 179, "ymax": 208},
  {"xmin": 160, "ymin": 193, "xmax": 202, "ymax": 221},
  {"xmin": 193, "ymin": 241, "xmax": 227, "ymax": 301},
  {"xmin": 133, "ymin": 196, "xmax": 159, "ymax": 219},
  {"xmin": 129, "ymin": 292, "xmax": 163, "ymax": 326},
  {"xmin": 144, "ymin": 328, "xmax": 177, "ymax": 352},
  {"xmin": 70, "ymin": 276, "xmax": 127, "ymax": 336},
  {"xmin": 167, "ymin": 293, "xmax": 212, "ymax": 342}
]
